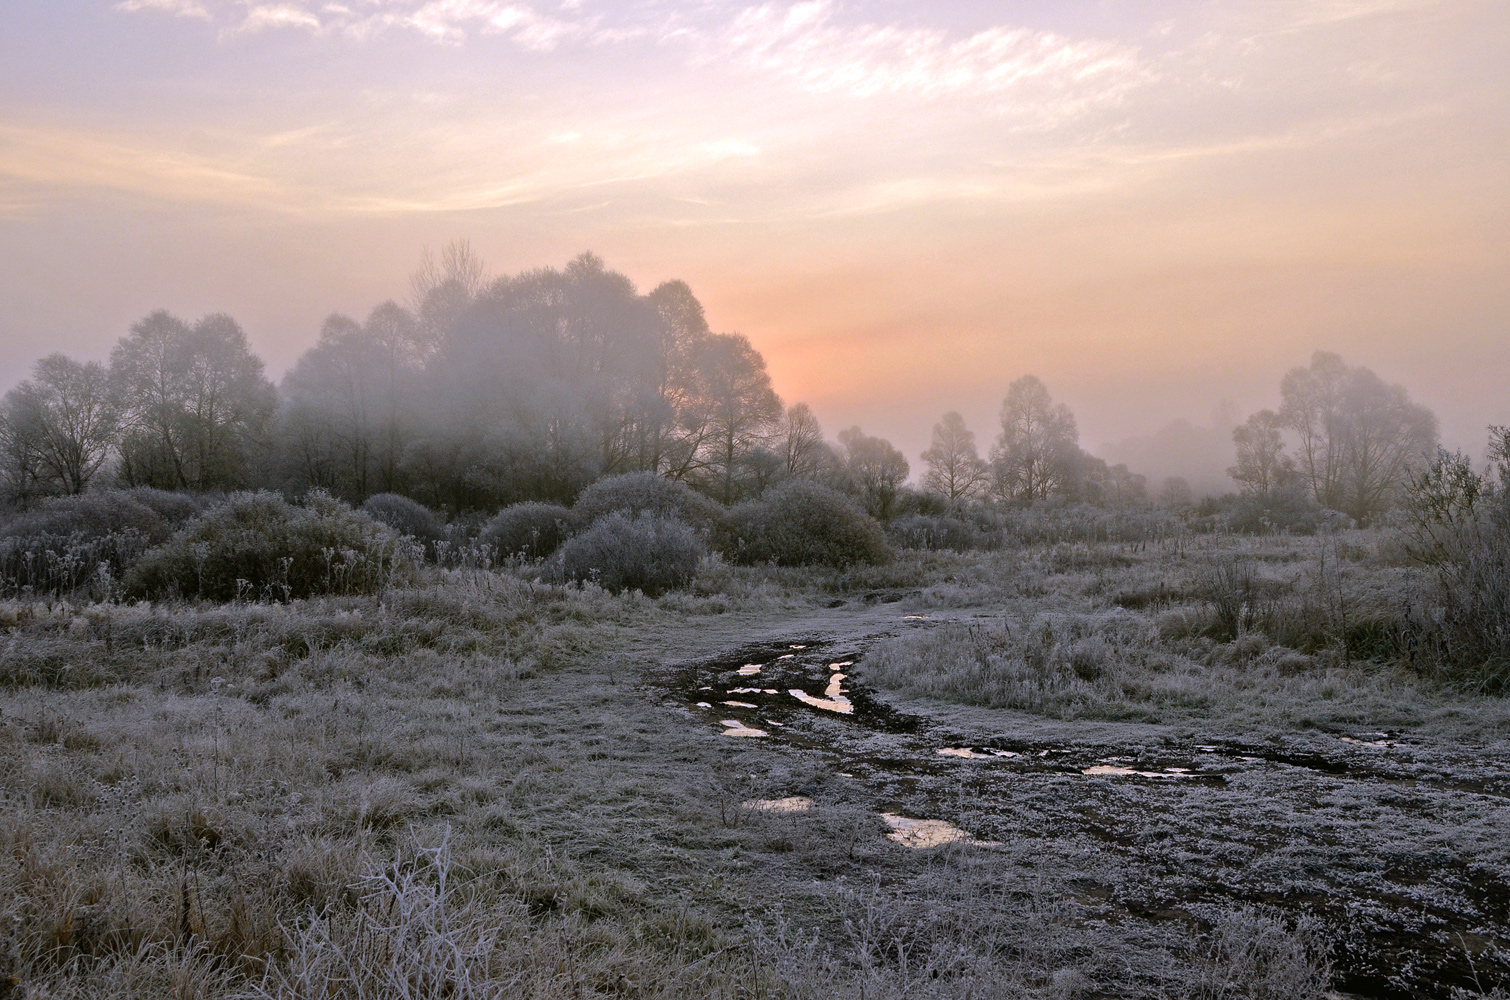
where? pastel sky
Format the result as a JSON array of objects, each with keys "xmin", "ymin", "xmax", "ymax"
[{"xmin": 1, "ymin": 0, "xmax": 1506, "ymax": 469}]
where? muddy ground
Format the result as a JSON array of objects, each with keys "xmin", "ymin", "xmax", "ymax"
[{"xmin": 606, "ymin": 599, "xmax": 1510, "ymax": 999}]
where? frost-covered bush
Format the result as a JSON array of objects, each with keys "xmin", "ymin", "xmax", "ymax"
[
  {"xmin": 478, "ymin": 502, "xmax": 576, "ymax": 561},
  {"xmin": 0, "ymin": 489, "xmax": 211, "ymax": 598},
  {"xmin": 1004, "ymin": 499, "xmax": 1183, "ymax": 544},
  {"xmin": 720, "ymin": 480, "xmax": 891, "ymax": 567},
  {"xmin": 573, "ymin": 472, "xmax": 722, "ymax": 532},
  {"xmin": 1227, "ymin": 487, "xmax": 1327, "ymax": 535},
  {"xmin": 1401, "ymin": 434, "xmax": 1510, "ymax": 690},
  {"xmin": 361, "ymin": 493, "xmax": 443, "ymax": 543},
  {"xmin": 555, "ymin": 512, "xmax": 702, "ymax": 595},
  {"xmin": 888, "ymin": 513, "xmax": 995, "ymax": 552},
  {"xmin": 125, "ymin": 490, "xmax": 414, "ymax": 602}
]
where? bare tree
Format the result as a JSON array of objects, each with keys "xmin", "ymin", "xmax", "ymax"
[
  {"xmin": 693, "ymin": 333, "xmax": 783, "ymax": 504},
  {"xmin": 1229, "ymin": 409, "xmax": 1294, "ymax": 496},
  {"xmin": 1279, "ymin": 351, "xmax": 1436, "ymax": 523},
  {"xmin": 779, "ymin": 402, "xmax": 829, "ymax": 480},
  {"xmin": 921, "ymin": 411, "xmax": 988, "ymax": 501},
  {"xmin": 838, "ymin": 426, "xmax": 909, "ymax": 520},
  {"xmin": 990, "ymin": 376, "xmax": 1079, "ymax": 502},
  {"xmin": 3, "ymin": 354, "xmax": 119, "ymax": 495},
  {"xmin": 111, "ymin": 310, "xmax": 276, "ymax": 490}
]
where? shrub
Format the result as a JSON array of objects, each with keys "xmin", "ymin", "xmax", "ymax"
[
  {"xmin": 554, "ymin": 512, "xmax": 702, "ymax": 595},
  {"xmin": 125, "ymin": 491, "xmax": 414, "ymax": 602},
  {"xmin": 0, "ymin": 489, "xmax": 211, "ymax": 598},
  {"xmin": 1227, "ymin": 487, "xmax": 1327, "ymax": 535},
  {"xmin": 888, "ymin": 513, "xmax": 994, "ymax": 552},
  {"xmin": 361, "ymin": 493, "xmax": 443, "ymax": 543},
  {"xmin": 1002, "ymin": 499, "xmax": 1184, "ymax": 545},
  {"xmin": 573, "ymin": 472, "xmax": 723, "ymax": 532},
  {"xmin": 477, "ymin": 502, "xmax": 576, "ymax": 561},
  {"xmin": 1401, "ymin": 437, "xmax": 1510, "ymax": 689},
  {"xmin": 720, "ymin": 480, "xmax": 891, "ymax": 567}
]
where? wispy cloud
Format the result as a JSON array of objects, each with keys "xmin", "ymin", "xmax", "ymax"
[
  {"xmin": 117, "ymin": 0, "xmax": 597, "ymax": 47},
  {"xmin": 712, "ymin": 2, "xmax": 1150, "ymax": 116},
  {"xmin": 113, "ymin": 0, "xmax": 211, "ymax": 19}
]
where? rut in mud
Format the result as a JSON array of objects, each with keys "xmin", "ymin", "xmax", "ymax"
[{"xmin": 662, "ymin": 622, "xmax": 1510, "ymax": 1000}]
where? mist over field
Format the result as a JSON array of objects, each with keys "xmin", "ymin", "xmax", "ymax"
[{"xmin": 2, "ymin": 3, "xmax": 1508, "ymax": 999}]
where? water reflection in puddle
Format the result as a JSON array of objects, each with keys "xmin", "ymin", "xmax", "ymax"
[
  {"xmin": 1342, "ymin": 735, "xmax": 1396, "ymax": 748},
  {"xmin": 1083, "ymin": 764, "xmax": 1200, "ymax": 778},
  {"xmin": 790, "ymin": 673, "xmax": 854, "ymax": 714},
  {"xmin": 743, "ymin": 796, "xmax": 813, "ymax": 812},
  {"xmin": 721, "ymin": 719, "xmax": 767, "ymax": 737},
  {"xmin": 737, "ymin": 665, "xmax": 762, "ymax": 676},
  {"xmin": 723, "ymin": 700, "xmax": 758, "ymax": 708},
  {"xmin": 882, "ymin": 813, "xmax": 1000, "ymax": 849},
  {"xmin": 938, "ymin": 748, "xmax": 1020, "ymax": 759}
]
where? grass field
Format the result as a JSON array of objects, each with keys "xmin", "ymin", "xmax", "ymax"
[{"xmin": 1, "ymin": 530, "xmax": 1506, "ymax": 998}]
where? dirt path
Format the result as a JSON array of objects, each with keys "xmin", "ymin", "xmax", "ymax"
[{"xmin": 583, "ymin": 598, "xmax": 1510, "ymax": 999}]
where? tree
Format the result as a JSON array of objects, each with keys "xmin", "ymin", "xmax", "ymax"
[
  {"xmin": 1228, "ymin": 409, "xmax": 1294, "ymax": 496},
  {"xmin": 692, "ymin": 333, "xmax": 784, "ymax": 504},
  {"xmin": 838, "ymin": 426, "xmax": 909, "ymax": 520},
  {"xmin": 280, "ymin": 303, "xmax": 424, "ymax": 498},
  {"xmin": 1279, "ymin": 352, "xmax": 1436, "ymax": 523},
  {"xmin": 1159, "ymin": 476, "xmax": 1195, "ymax": 508},
  {"xmin": 779, "ymin": 402, "xmax": 830, "ymax": 481},
  {"xmin": 921, "ymin": 411, "xmax": 988, "ymax": 502},
  {"xmin": 989, "ymin": 376, "xmax": 1079, "ymax": 502},
  {"xmin": 111, "ymin": 310, "xmax": 276, "ymax": 491},
  {"xmin": 0, "ymin": 354, "xmax": 118, "ymax": 497}
]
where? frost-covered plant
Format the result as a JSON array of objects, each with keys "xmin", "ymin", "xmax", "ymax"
[
  {"xmin": 887, "ymin": 513, "xmax": 995, "ymax": 552},
  {"xmin": 573, "ymin": 472, "xmax": 722, "ymax": 531},
  {"xmin": 477, "ymin": 502, "xmax": 576, "ymax": 561},
  {"xmin": 361, "ymin": 493, "xmax": 443, "ymax": 544},
  {"xmin": 720, "ymin": 480, "xmax": 891, "ymax": 567},
  {"xmin": 554, "ymin": 512, "xmax": 701, "ymax": 595},
  {"xmin": 0, "ymin": 488, "xmax": 211, "ymax": 598},
  {"xmin": 126, "ymin": 490, "xmax": 415, "ymax": 602}
]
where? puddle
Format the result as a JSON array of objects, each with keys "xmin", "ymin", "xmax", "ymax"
[
  {"xmin": 789, "ymin": 645, "xmax": 807, "ymax": 650},
  {"xmin": 737, "ymin": 664, "xmax": 762, "ymax": 676},
  {"xmin": 1083, "ymin": 765, "xmax": 1202, "ymax": 779},
  {"xmin": 938, "ymin": 748, "xmax": 1020, "ymax": 760},
  {"xmin": 882, "ymin": 813, "xmax": 1000, "ymax": 849},
  {"xmin": 721, "ymin": 719, "xmax": 767, "ymax": 738},
  {"xmin": 790, "ymin": 673, "xmax": 854, "ymax": 714},
  {"xmin": 730, "ymin": 687, "xmax": 780, "ymax": 695},
  {"xmin": 743, "ymin": 796, "xmax": 813, "ymax": 812},
  {"xmin": 696, "ymin": 702, "xmax": 712, "ymax": 709},
  {"xmin": 723, "ymin": 700, "xmax": 758, "ymax": 709},
  {"xmin": 1342, "ymin": 736, "xmax": 1396, "ymax": 748}
]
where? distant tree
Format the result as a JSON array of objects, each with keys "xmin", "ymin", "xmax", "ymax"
[
  {"xmin": 410, "ymin": 239, "xmax": 487, "ymax": 350},
  {"xmin": 838, "ymin": 426, "xmax": 910, "ymax": 520},
  {"xmin": 989, "ymin": 376, "xmax": 1080, "ymax": 502},
  {"xmin": 921, "ymin": 411, "xmax": 988, "ymax": 502},
  {"xmin": 280, "ymin": 302, "xmax": 424, "ymax": 498},
  {"xmin": 111, "ymin": 311, "xmax": 276, "ymax": 491},
  {"xmin": 671, "ymin": 333, "xmax": 783, "ymax": 504},
  {"xmin": 1158, "ymin": 476, "xmax": 1195, "ymax": 508},
  {"xmin": 779, "ymin": 402, "xmax": 830, "ymax": 481},
  {"xmin": 1092, "ymin": 462, "xmax": 1148, "ymax": 507},
  {"xmin": 1228, "ymin": 409, "xmax": 1294, "ymax": 496},
  {"xmin": 1279, "ymin": 351, "xmax": 1436, "ymax": 523},
  {"xmin": 0, "ymin": 354, "xmax": 118, "ymax": 497}
]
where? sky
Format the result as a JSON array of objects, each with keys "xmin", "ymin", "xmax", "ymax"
[{"xmin": 1, "ymin": 0, "xmax": 1507, "ymax": 477}]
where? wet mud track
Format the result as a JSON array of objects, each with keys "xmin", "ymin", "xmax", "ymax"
[{"xmin": 659, "ymin": 624, "xmax": 1510, "ymax": 999}]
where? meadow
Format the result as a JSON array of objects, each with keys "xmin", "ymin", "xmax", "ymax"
[{"xmin": 2, "ymin": 508, "xmax": 1506, "ymax": 1000}]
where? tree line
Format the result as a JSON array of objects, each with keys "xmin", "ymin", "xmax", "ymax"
[{"xmin": 0, "ymin": 245, "xmax": 1443, "ymax": 527}]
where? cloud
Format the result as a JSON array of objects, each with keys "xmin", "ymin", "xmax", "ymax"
[
  {"xmin": 239, "ymin": 4, "xmax": 323, "ymax": 33},
  {"xmin": 113, "ymin": 0, "xmax": 211, "ymax": 19},
  {"xmin": 115, "ymin": 0, "xmax": 594, "ymax": 46},
  {"xmin": 714, "ymin": 1, "xmax": 1150, "ymax": 116}
]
